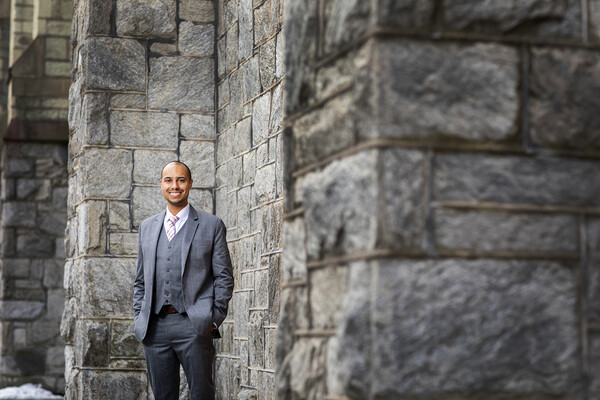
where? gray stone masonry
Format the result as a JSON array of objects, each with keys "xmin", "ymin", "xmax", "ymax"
[
  {"xmin": 279, "ymin": 1, "xmax": 600, "ymax": 400},
  {"xmin": 65, "ymin": 0, "xmax": 282, "ymax": 399},
  {"xmin": 0, "ymin": 141, "xmax": 68, "ymax": 393}
]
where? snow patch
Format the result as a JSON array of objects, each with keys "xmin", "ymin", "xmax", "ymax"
[{"xmin": 0, "ymin": 384, "xmax": 62, "ymax": 399}]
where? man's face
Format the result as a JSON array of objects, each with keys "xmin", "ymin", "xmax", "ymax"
[{"xmin": 161, "ymin": 162, "xmax": 193, "ymax": 209}]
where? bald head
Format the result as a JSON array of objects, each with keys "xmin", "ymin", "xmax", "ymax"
[{"xmin": 161, "ymin": 161, "xmax": 192, "ymax": 181}]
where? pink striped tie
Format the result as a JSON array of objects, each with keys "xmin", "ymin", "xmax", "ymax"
[{"xmin": 166, "ymin": 216, "xmax": 179, "ymax": 241}]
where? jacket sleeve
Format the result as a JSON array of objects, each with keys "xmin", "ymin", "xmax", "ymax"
[
  {"xmin": 212, "ymin": 218, "xmax": 234, "ymax": 327},
  {"xmin": 133, "ymin": 223, "xmax": 145, "ymax": 318}
]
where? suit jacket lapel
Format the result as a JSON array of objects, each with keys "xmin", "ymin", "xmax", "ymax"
[
  {"xmin": 147, "ymin": 211, "xmax": 165, "ymax": 281},
  {"xmin": 181, "ymin": 205, "xmax": 200, "ymax": 277}
]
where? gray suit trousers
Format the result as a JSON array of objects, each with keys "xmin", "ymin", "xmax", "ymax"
[{"xmin": 143, "ymin": 312, "xmax": 215, "ymax": 400}]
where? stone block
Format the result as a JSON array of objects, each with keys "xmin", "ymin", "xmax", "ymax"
[
  {"xmin": 82, "ymin": 0, "xmax": 113, "ymax": 35},
  {"xmin": 180, "ymin": 0, "xmax": 214, "ymax": 22},
  {"xmin": 249, "ymin": 310, "xmax": 265, "ymax": 366},
  {"xmin": 444, "ymin": 0, "xmax": 581, "ymax": 38},
  {"xmin": 111, "ymin": 110, "xmax": 179, "ymax": 148},
  {"xmin": 254, "ymin": 0, "xmax": 276, "ymax": 45},
  {"xmin": 132, "ymin": 185, "xmax": 163, "ymax": 228},
  {"xmin": 530, "ymin": 47, "xmax": 600, "ymax": 149},
  {"xmin": 0, "ymin": 301, "xmax": 44, "ymax": 320},
  {"xmin": 79, "ymin": 148, "xmax": 132, "ymax": 199},
  {"xmin": 283, "ymin": 0, "xmax": 318, "ymax": 114},
  {"xmin": 5, "ymin": 159, "xmax": 34, "ymax": 177},
  {"xmin": 259, "ymin": 38, "xmax": 276, "ymax": 90},
  {"xmin": 3, "ymin": 259, "xmax": 30, "ymax": 279},
  {"xmin": 261, "ymin": 202, "xmax": 283, "ymax": 252},
  {"xmin": 109, "ymin": 232, "xmax": 138, "ymax": 255},
  {"xmin": 179, "ymin": 140, "xmax": 215, "ymax": 187},
  {"xmin": 225, "ymin": 24, "xmax": 239, "ymax": 74},
  {"xmin": 434, "ymin": 153, "xmax": 600, "ymax": 207},
  {"xmin": 309, "ymin": 266, "xmax": 348, "ymax": 330},
  {"xmin": 47, "ymin": 288, "xmax": 65, "ymax": 319},
  {"xmin": 302, "ymin": 151, "xmax": 378, "ymax": 260},
  {"xmin": 43, "ymin": 259, "xmax": 64, "ymax": 288},
  {"xmin": 588, "ymin": 218, "xmax": 600, "ymax": 319},
  {"xmin": 244, "ymin": 56, "xmax": 261, "ymax": 102},
  {"xmin": 268, "ymin": 255, "xmax": 280, "ymax": 323},
  {"xmin": 76, "ymin": 201, "xmax": 107, "ymax": 255},
  {"xmin": 282, "ymin": 218, "xmax": 307, "ymax": 282},
  {"xmin": 3, "ymin": 202, "xmax": 36, "ymax": 228},
  {"xmin": 149, "ymin": 42, "xmax": 177, "ymax": 56},
  {"xmin": 436, "ymin": 209, "xmax": 578, "ymax": 254},
  {"xmin": 111, "ymin": 320, "xmax": 143, "ymax": 358},
  {"xmin": 358, "ymin": 40, "xmax": 519, "ymax": 141},
  {"xmin": 233, "ymin": 291, "xmax": 251, "ymax": 338},
  {"xmin": 109, "ymin": 201, "xmax": 131, "ymax": 231},
  {"xmin": 293, "ymin": 93, "xmax": 355, "ymax": 169},
  {"xmin": 17, "ymin": 232, "xmax": 54, "ymax": 257},
  {"xmin": 322, "ymin": 0, "xmax": 372, "ymax": 55},
  {"xmin": 116, "ymin": 0, "xmax": 176, "ymax": 37},
  {"xmin": 38, "ymin": 210, "xmax": 68, "ymax": 236},
  {"xmin": 278, "ymin": 338, "xmax": 327, "ymax": 399},
  {"xmin": 46, "ymin": 37, "xmax": 68, "ymax": 60},
  {"xmin": 336, "ymin": 259, "xmax": 579, "ymax": 397},
  {"xmin": 591, "ymin": 332, "xmax": 600, "ymax": 398},
  {"xmin": 181, "ymin": 114, "xmax": 215, "ymax": 139},
  {"xmin": 133, "ymin": 149, "xmax": 177, "ymax": 184},
  {"xmin": 179, "ymin": 21, "xmax": 214, "ymax": 56},
  {"xmin": 381, "ymin": 148, "xmax": 426, "ymax": 250},
  {"xmin": 73, "ymin": 257, "xmax": 136, "ymax": 318},
  {"xmin": 83, "ymin": 37, "xmax": 145, "ymax": 91},
  {"xmin": 252, "ymin": 92, "xmax": 271, "ymax": 145},
  {"xmin": 148, "ymin": 57, "xmax": 214, "ymax": 111},
  {"xmin": 78, "ymin": 370, "xmax": 147, "ymax": 400},
  {"xmin": 239, "ymin": 0, "xmax": 253, "ymax": 60},
  {"xmin": 16, "ymin": 178, "xmax": 51, "ymax": 200},
  {"xmin": 254, "ymin": 163, "xmax": 276, "ymax": 204},
  {"xmin": 111, "ymin": 93, "xmax": 146, "ymax": 109}
]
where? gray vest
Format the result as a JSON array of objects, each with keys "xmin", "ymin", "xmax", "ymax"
[{"xmin": 153, "ymin": 224, "xmax": 186, "ymax": 314}]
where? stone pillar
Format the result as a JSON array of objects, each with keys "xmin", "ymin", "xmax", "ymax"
[
  {"xmin": 8, "ymin": 0, "xmax": 33, "ymax": 65},
  {"xmin": 279, "ymin": 1, "xmax": 599, "ymax": 399},
  {"xmin": 65, "ymin": 1, "xmax": 216, "ymax": 398},
  {"xmin": 214, "ymin": 0, "xmax": 283, "ymax": 398}
]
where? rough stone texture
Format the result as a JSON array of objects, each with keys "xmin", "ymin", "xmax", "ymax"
[
  {"xmin": 302, "ymin": 151, "xmax": 379, "ymax": 260},
  {"xmin": 436, "ymin": 209, "xmax": 579, "ymax": 254},
  {"xmin": 358, "ymin": 40, "xmax": 520, "ymax": 141},
  {"xmin": 0, "ymin": 140, "xmax": 68, "ymax": 394},
  {"xmin": 83, "ymin": 37, "xmax": 146, "ymax": 91},
  {"xmin": 381, "ymin": 148, "xmax": 426, "ymax": 250},
  {"xmin": 148, "ymin": 57, "xmax": 214, "ymax": 111},
  {"xmin": 444, "ymin": 0, "xmax": 581, "ymax": 38},
  {"xmin": 592, "ymin": 333, "xmax": 600, "ymax": 399},
  {"xmin": 530, "ymin": 47, "xmax": 600, "ymax": 149},
  {"xmin": 110, "ymin": 111, "xmax": 179, "ymax": 148},
  {"xmin": 434, "ymin": 153, "xmax": 600, "ymax": 207},
  {"xmin": 179, "ymin": 140, "xmax": 216, "ymax": 187},
  {"xmin": 79, "ymin": 148, "xmax": 132, "ymax": 199},
  {"xmin": 588, "ymin": 218, "xmax": 600, "ymax": 320},
  {"xmin": 179, "ymin": 21, "xmax": 214, "ymax": 56},
  {"xmin": 336, "ymin": 260, "xmax": 579, "ymax": 397},
  {"xmin": 292, "ymin": 93, "xmax": 355, "ymax": 169},
  {"xmin": 133, "ymin": 149, "xmax": 178, "ymax": 184},
  {"xmin": 181, "ymin": 114, "xmax": 215, "ymax": 139},
  {"xmin": 180, "ymin": 0, "xmax": 214, "ymax": 22},
  {"xmin": 116, "ymin": 0, "xmax": 177, "ymax": 37}
]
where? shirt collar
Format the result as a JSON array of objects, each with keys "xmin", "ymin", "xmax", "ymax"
[{"xmin": 165, "ymin": 204, "xmax": 190, "ymax": 223}]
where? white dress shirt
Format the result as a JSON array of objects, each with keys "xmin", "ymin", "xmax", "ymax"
[{"xmin": 163, "ymin": 204, "xmax": 190, "ymax": 236}]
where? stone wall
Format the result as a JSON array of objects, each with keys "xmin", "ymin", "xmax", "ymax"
[
  {"xmin": 0, "ymin": 139, "xmax": 67, "ymax": 392},
  {"xmin": 0, "ymin": 0, "xmax": 69, "ymax": 394},
  {"xmin": 278, "ymin": 1, "xmax": 600, "ymax": 399},
  {"xmin": 214, "ymin": 0, "xmax": 283, "ymax": 398}
]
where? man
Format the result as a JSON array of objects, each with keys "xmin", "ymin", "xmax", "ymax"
[{"xmin": 133, "ymin": 161, "xmax": 234, "ymax": 400}]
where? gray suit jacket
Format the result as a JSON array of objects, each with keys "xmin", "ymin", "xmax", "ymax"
[{"xmin": 133, "ymin": 205, "xmax": 234, "ymax": 340}]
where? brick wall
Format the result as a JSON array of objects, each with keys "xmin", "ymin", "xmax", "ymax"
[{"xmin": 279, "ymin": 1, "xmax": 600, "ymax": 399}]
